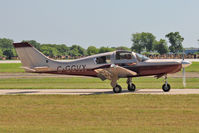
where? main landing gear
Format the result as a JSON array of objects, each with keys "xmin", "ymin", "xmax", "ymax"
[
  {"xmin": 112, "ymin": 78, "xmax": 136, "ymax": 93},
  {"xmin": 112, "ymin": 76, "xmax": 171, "ymax": 93},
  {"xmin": 162, "ymin": 75, "xmax": 171, "ymax": 92},
  {"xmin": 113, "ymin": 84, "xmax": 122, "ymax": 93},
  {"xmin": 127, "ymin": 78, "xmax": 136, "ymax": 92}
]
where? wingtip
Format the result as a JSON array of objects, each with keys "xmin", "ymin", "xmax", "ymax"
[{"xmin": 13, "ymin": 42, "xmax": 32, "ymax": 48}]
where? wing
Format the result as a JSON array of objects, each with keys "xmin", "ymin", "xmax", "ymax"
[{"xmin": 94, "ymin": 65, "xmax": 137, "ymax": 81}]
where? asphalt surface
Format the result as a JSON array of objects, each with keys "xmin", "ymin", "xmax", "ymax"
[{"xmin": 0, "ymin": 89, "xmax": 199, "ymax": 95}]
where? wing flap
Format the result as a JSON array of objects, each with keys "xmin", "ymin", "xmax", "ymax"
[{"xmin": 94, "ymin": 65, "xmax": 137, "ymax": 80}]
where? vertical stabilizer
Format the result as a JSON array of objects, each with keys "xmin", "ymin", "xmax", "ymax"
[{"xmin": 13, "ymin": 42, "xmax": 53, "ymax": 71}]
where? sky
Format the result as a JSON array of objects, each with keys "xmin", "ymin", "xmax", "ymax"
[{"xmin": 0, "ymin": 0, "xmax": 199, "ymax": 48}]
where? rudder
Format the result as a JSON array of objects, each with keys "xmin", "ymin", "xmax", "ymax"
[{"xmin": 13, "ymin": 42, "xmax": 52, "ymax": 71}]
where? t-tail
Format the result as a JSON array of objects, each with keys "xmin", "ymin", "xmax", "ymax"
[{"xmin": 13, "ymin": 42, "xmax": 54, "ymax": 72}]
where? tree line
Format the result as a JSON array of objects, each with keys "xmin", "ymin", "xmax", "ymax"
[
  {"xmin": 131, "ymin": 32, "xmax": 184, "ymax": 54},
  {"xmin": 0, "ymin": 39, "xmax": 131, "ymax": 59},
  {"xmin": 0, "ymin": 32, "xmax": 188, "ymax": 59}
]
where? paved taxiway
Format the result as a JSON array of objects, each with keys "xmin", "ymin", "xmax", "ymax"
[{"xmin": 0, "ymin": 89, "xmax": 199, "ymax": 95}]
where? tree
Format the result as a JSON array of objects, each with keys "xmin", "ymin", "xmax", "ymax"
[
  {"xmin": 131, "ymin": 32, "xmax": 156, "ymax": 53},
  {"xmin": 0, "ymin": 38, "xmax": 13, "ymax": 50},
  {"xmin": 98, "ymin": 47, "xmax": 114, "ymax": 53},
  {"xmin": 69, "ymin": 45, "xmax": 86, "ymax": 57},
  {"xmin": 0, "ymin": 49, "xmax": 3, "ymax": 58},
  {"xmin": 3, "ymin": 49, "xmax": 14, "ymax": 59},
  {"xmin": 165, "ymin": 32, "xmax": 184, "ymax": 53},
  {"xmin": 115, "ymin": 46, "xmax": 131, "ymax": 51},
  {"xmin": 131, "ymin": 33, "xmax": 144, "ymax": 53},
  {"xmin": 56, "ymin": 44, "xmax": 69, "ymax": 56},
  {"xmin": 87, "ymin": 46, "xmax": 99, "ymax": 55},
  {"xmin": 142, "ymin": 32, "xmax": 156, "ymax": 52},
  {"xmin": 0, "ymin": 38, "xmax": 15, "ymax": 59},
  {"xmin": 154, "ymin": 39, "xmax": 169, "ymax": 55},
  {"xmin": 40, "ymin": 45, "xmax": 58, "ymax": 58}
]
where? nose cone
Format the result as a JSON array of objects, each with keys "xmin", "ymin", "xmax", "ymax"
[{"xmin": 181, "ymin": 60, "xmax": 192, "ymax": 68}]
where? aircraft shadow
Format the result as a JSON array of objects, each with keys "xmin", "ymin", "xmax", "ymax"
[
  {"xmin": 88, "ymin": 89, "xmax": 164, "ymax": 95},
  {"xmin": 5, "ymin": 91, "xmax": 40, "ymax": 95}
]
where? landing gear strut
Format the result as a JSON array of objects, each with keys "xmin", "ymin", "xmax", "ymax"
[
  {"xmin": 162, "ymin": 75, "xmax": 171, "ymax": 92},
  {"xmin": 127, "ymin": 78, "xmax": 136, "ymax": 92},
  {"xmin": 111, "ymin": 77, "xmax": 122, "ymax": 93}
]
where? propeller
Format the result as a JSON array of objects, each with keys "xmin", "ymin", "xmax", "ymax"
[
  {"xmin": 182, "ymin": 51, "xmax": 186, "ymax": 87},
  {"xmin": 181, "ymin": 50, "xmax": 191, "ymax": 87}
]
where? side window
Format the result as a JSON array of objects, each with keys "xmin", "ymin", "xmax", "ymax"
[
  {"xmin": 95, "ymin": 56, "xmax": 111, "ymax": 64},
  {"xmin": 116, "ymin": 52, "xmax": 133, "ymax": 60}
]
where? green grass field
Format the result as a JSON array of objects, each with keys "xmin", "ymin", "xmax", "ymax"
[
  {"xmin": 0, "ymin": 77, "xmax": 198, "ymax": 89},
  {"xmin": 185, "ymin": 62, "xmax": 199, "ymax": 72},
  {"xmin": 0, "ymin": 95, "xmax": 199, "ymax": 133},
  {"xmin": 0, "ymin": 62, "xmax": 198, "ymax": 73},
  {"xmin": 0, "ymin": 63, "xmax": 24, "ymax": 73}
]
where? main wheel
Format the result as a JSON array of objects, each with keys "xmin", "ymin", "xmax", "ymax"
[
  {"xmin": 113, "ymin": 85, "xmax": 122, "ymax": 93},
  {"xmin": 128, "ymin": 83, "xmax": 136, "ymax": 92},
  {"xmin": 162, "ymin": 83, "xmax": 171, "ymax": 92}
]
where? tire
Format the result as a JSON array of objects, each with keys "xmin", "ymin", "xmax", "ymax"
[
  {"xmin": 128, "ymin": 83, "xmax": 136, "ymax": 92},
  {"xmin": 113, "ymin": 85, "xmax": 122, "ymax": 93},
  {"xmin": 162, "ymin": 83, "xmax": 171, "ymax": 92}
]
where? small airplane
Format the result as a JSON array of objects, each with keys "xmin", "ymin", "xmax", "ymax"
[{"xmin": 13, "ymin": 42, "xmax": 191, "ymax": 93}]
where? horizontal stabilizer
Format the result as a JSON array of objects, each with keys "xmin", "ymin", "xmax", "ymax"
[
  {"xmin": 33, "ymin": 66, "xmax": 50, "ymax": 72},
  {"xmin": 21, "ymin": 66, "xmax": 50, "ymax": 72},
  {"xmin": 21, "ymin": 67, "xmax": 36, "ymax": 72}
]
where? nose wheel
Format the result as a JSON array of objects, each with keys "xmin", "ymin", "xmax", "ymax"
[{"xmin": 162, "ymin": 75, "xmax": 171, "ymax": 92}]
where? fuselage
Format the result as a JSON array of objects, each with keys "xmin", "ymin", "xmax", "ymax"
[
  {"xmin": 13, "ymin": 42, "xmax": 192, "ymax": 93},
  {"xmin": 39, "ymin": 51, "xmax": 182, "ymax": 78}
]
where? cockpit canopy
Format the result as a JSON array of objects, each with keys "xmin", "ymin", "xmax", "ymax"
[
  {"xmin": 115, "ymin": 51, "xmax": 149, "ymax": 62},
  {"xmin": 94, "ymin": 50, "xmax": 149, "ymax": 65},
  {"xmin": 116, "ymin": 51, "xmax": 134, "ymax": 60}
]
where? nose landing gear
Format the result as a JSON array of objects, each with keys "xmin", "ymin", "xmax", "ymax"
[
  {"xmin": 111, "ymin": 77, "xmax": 122, "ymax": 93},
  {"xmin": 162, "ymin": 75, "xmax": 171, "ymax": 92}
]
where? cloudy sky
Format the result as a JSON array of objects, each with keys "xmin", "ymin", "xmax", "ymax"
[{"xmin": 0, "ymin": 0, "xmax": 199, "ymax": 48}]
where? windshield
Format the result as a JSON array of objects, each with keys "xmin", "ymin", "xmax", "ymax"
[
  {"xmin": 136, "ymin": 53, "xmax": 149, "ymax": 62},
  {"xmin": 116, "ymin": 51, "xmax": 134, "ymax": 60}
]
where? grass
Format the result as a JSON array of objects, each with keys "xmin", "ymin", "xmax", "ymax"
[
  {"xmin": 185, "ymin": 62, "xmax": 199, "ymax": 72},
  {"xmin": 0, "ymin": 77, "xmax": 199, "ymax": 89},
  {"xmin": 0, "ymin": 95, "xmax": 199, "ymax": 133},
  {"xmin": 0, "ymin": 61, "xmax": 198, "ymax": 73},
  {"xmin": 0, "ymin": 63, "xmax": 24, "ymax": 73}
]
